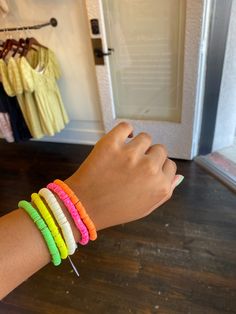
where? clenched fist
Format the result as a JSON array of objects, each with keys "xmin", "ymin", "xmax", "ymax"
[{"xmin": 65, "ymin": 122, "xmax": 182, "ymax": 232}]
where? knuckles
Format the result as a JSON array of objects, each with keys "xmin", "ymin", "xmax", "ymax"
[
  {"xmin": 156, "ymin": 144, "xmax": 168, "ymax": 158},
  {"xmin": 94, "ymin": 138, "xmax": 118, "ymax": 157},
  {"xmin": 118, "ymin": 121, "xmax": 133, "ymax": 130},
  {"xmin": 124, "ymin": 149, "xmax": 138, "ymax": 167},
  {"xmin": 138, "ymin": 132, "xmax": 152, "ymax": 142},
  {"xmin": 143, "ymin": 158, "xmax": 159, "ymax": 175},
  {"xmin": 167, "ymin": 159, "xmax": 177, "ymax": 173}
]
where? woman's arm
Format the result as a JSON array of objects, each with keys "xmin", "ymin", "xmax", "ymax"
[{"xmin": 0, "ymin": 122, "xmax": 180, "ymax": 299}]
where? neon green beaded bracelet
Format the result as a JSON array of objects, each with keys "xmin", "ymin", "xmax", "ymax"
[{"xmin": 18, "ymin": 200, "xmax": 61, "ymax": 266}]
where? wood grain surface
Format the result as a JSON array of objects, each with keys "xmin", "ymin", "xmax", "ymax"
[{"xmin": 0, "ymin": 140, "xmax": 235, "ymax": 314}]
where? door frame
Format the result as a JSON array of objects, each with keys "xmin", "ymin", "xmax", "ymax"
[
  {"xmin": 86, "ymin": 0, "xmax": 212, "ymax": 160},
  {"xmin": 198, "ymin": 0, "xmax": 234, "ymax": 154}
]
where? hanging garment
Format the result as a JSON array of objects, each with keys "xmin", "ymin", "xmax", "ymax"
[
  {"xmin": 0, "ymin": 113, "xmax": 14, "ymax": 142},
  {"xmin": 0, "ymin": 45, "xmax": 69, "ymax": 139},
  {"xmin": 7, "ymin": 56, "xmax": 45, "ymax": 138},
  {"xmin": 0, "ymin": 58, "xmax": 15, "ymax": 97},
  {"xmin": 0, "ymin": 69, "xmax": 14, "ymax": 142},
  {"xmin": 5, "ymin": 47, "xmax": 69, "ymax": 138},
  {"xmin": 0, "ymin": 57, "xmax": 40, "ymax": 139},
  {"xmin": 0, "ymin": 83, "xmax": 31, "ymax": 142},
  {"xmin": 19, "ymin": 48, "xmax": 69, "ymax": 134}
]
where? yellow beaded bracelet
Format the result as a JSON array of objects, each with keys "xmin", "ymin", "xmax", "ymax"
[{"xmin": 31, "ymin": 193, "xmax": 68, "ymax": 259}]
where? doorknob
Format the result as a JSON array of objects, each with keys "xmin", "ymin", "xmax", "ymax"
[
  {"xmin": 91, "ymin": 38, "xmax": 113, "ymax": 65},
  {"xmin": 94, "ymin": 48, "xmax": 114, "ymax": 58}
]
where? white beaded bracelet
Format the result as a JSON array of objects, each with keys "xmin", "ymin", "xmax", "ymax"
[{"xmin": 39, "ymin": 188, "xmax": 77, "ymax": 255}]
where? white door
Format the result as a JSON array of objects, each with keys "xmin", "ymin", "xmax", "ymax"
[{"xmin": 85, "ymin": 0, "xmax": 210, "ymax": 159}]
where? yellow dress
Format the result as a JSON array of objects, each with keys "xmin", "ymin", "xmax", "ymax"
[
  {"xmin": 7, "ymin": 56, "xmax": 44, "ymax": 138},
  {"xmin": 0, "ymin": 58, "xmax": 16, "ymax": 97},
  {"xmin": 1, "ymin": 48, "xmax": 69, "ymax": 138},
  {"xmin": 19, "ymin": 48, "xmax": 69, "ymax": 135}
]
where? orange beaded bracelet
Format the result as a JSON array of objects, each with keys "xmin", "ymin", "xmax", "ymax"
[{"xmin": 54, "ymin": 179, "xmax": 97, "ymax": 241}]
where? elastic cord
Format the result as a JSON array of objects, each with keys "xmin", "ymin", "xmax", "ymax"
[
  {"xmin": 18, "ymin": 200, "xmax": 61, "ymax": 266},
  {"xmin": 31, "ymin": 193, "xmax": 68, "ymax": 259},
  {"xmin": 47, "ymin": 182, "xmax": 89, "ymax": 246},
  {"xmin": 39, "ymin": 188, "xmax": 77, "ymax": 255},
  {"xmin": 54, "ymin": 179, "xmax": 97, "ymax": 241}
]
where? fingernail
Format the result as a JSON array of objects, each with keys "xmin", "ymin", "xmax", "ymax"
[{"xmin": 174, "ymin": 175, "xmax": 184, "ymax": 187}]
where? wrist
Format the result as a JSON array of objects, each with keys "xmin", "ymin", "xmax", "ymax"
[{"xmin": 64, "ymin": 176, "xmax": 101, "ymax": 233}]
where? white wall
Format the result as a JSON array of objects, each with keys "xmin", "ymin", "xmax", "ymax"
[
  {"xmin": 0, "ymin": 0, "xmax": 104, "ymax": 144},
  {"xmin": 212, "ymin": 0, "xmax": 236, "ymax": 150}
]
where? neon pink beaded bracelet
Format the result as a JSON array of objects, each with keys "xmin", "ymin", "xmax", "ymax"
[{"xmin": 47, "ymin": 182, "xmax": 89, "ymax": 246}]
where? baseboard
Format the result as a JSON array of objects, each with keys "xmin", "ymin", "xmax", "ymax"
[
  {"xmin": 0, "ymin": 120, "xmax": 105, "ymax": 146},
  {"xmin": 36, "ymin": 120, "xmax": 105, "ymax": 145}
]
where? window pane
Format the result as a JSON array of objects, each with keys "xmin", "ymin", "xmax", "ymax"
[{"xmin": 102, "ymin": 0, "xmax": 186, "ymax": 122}]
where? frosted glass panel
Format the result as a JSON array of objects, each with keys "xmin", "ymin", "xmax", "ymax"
[{"xmin": 102, "ymin": 0, "xmax": 186, "ymax": 122}]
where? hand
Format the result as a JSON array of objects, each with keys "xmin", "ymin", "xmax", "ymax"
[{"xmin": 65, "ymin": 122, "xmax": 179, "ymax": 231}]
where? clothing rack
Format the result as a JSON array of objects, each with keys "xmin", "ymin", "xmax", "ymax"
[{"xmin": 0, "ymin": 18, "xmax": 58, "ymax": 33}]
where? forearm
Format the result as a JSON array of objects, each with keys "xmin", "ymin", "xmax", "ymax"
[
  {"xmin": 0, "ymin": 208, "xmax": 50, "ymax": 299},
  {"xmin": 0, "ymin": 175, "xmax": 98, "ymax": 299},
  {"xmin": 0, "ymin": 186, "xmax": 83, "ymax": 300}
]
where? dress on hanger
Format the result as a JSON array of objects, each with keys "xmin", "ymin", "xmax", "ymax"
[
  {"xmin": 19, "ymin": 48, "xmax": 69, "ymax": 135},
  {"xmin": 6, "ymin": 47, "xmax": 69, "ymax": 137},
  {"xmin": 7, "ymin": 56, "xmax": 45, "ymax": 138},
  {"xmin": 0, "ymin": 46, "xmax": 68, "ymax": 139}
]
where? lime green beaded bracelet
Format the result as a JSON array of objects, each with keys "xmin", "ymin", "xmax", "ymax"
[{"xmin": 18, "ymin": 200, "xmax": 61, "ymax": 266}]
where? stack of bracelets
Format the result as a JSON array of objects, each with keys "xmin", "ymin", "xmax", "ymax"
[{"xmin": 18, "ymin": 179, "xmax": 97, "ymax": 272}]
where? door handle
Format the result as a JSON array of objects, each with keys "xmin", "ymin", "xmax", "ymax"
[
  {"xmin": 94, "ymin": 48, "xmax": 114, "ymax": 58},
  {"xmin": 91, "ymin": 38, "xmax": 113, "ymax": 65}
]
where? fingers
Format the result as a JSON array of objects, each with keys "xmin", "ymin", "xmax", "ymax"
[
  {"xmin": 172, "ymin": 175, "xmax": 184, "ymax": 188},
  {"xmin": 127, "ymin": 132, "xmax": 152, "ymax": 154},
  {"xmin": 105, "ymin": 125, "xmax": 172, "ymax": 178},
  {"xmin": 162, "ymin": 159, "xmax": 177, "ymax": 182},
  {"xmin": 106, "ymin": 122, "xmax": 134, "ymax": 144},
  {"xmin": 146, "ymin": 144, "xmax": 168, "ymax": 167}
]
